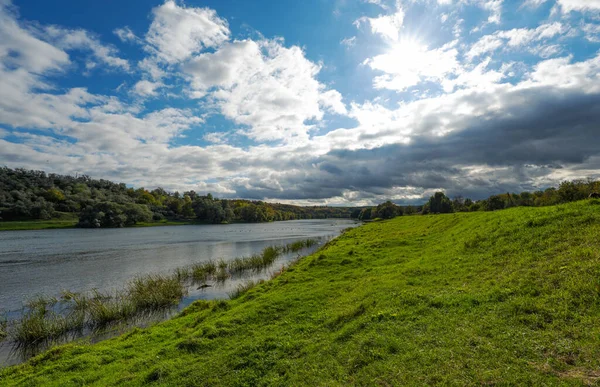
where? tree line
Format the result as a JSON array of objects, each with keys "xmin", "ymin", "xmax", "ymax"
[
  {"xmin": 0, "ymin": 167, "xmax": 354, "ymax": 227},
  {"xmin": 2, "ymin": 167, "xmax": 598, "ymax": 227},
  {"xmin": 354, "ymin": 178, "xmax": 600, "ymax": 221}
]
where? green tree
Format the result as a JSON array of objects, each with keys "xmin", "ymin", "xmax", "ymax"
[
  {"xmin": 486, "ymin": 195, "xmax": 505, "ymax": 211},
  {"xmin": 374, "ymin": 201, "xmax": 402, "ymax": 219},
  {"xmin": 427, "ymin": 192, "xmax": 453, "ymax": 214}
]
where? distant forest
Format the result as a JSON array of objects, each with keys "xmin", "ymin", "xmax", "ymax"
[
  {"xmin": 1, "ymin": 167, "xmax": 598, "ymax": 227},
  {"xmin": 0, "ymin": 167, "xmax": 355, "ymax": 227},
  {"xmin": 356, "ymin": 178, "xmax": 600, "ymax": 221}
]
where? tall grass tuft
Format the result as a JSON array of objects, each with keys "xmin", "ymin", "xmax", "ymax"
[
  {"xmin": 261, "ymin": 246, "xmax": 281, "ymax": 264},
  {"xmin": 283, "ymin": 238, "xmax": 318, "ymax": 253},
  {"xmin": 191, "ymin": 261, "xmax": 217, "ymax": 282},
  {"xmin": 0, "ymin": 314, "xmax": 7, "ymax": 341},
  {"xmin": 215, "ymin": 268, "xmax": 230, "ymax": 283},
  {"xmin": 11, "ymin": 309, "xmax": 67, "ymax": 346},
  {"xmin": 25, "ymin": 295, "xmax": 58, "ymax": 313},
  {"xmin": 8, "ymin": 240, "xmax": 319, "ymax": 347},
  {"xmin": 86, "ymin": 295, "xmax": 135, "ymax": 327},
  {"xmin": 173, "ymin": 267, "xmax": 191, "ymax": 282},
  {"xmin": 128, "ymin": 275, "xmax": 185, "ymax": 310}
]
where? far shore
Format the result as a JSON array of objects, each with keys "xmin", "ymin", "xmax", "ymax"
[{"xmin": 0, "ymin": 219, "xmax": 199, "ymax": 232}]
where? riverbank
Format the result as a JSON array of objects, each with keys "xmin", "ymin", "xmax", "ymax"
[
  {"xmin": 2, "ymin": 200, "xmax": 600, "ymax": 385},
  {"xmin": 0, "ymin": 218, "xmax": 205, "ymax": 232},
  {"xmin": 0, "ymin": 217, "xmax": 355, "ymax": 232}
]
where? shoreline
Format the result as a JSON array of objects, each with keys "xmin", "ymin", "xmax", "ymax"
[{"xmin": 0, "ymin": 218, "xmax": 356, "ymax": 232}]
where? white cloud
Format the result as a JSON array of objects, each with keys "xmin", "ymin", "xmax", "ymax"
[
  {"xmin": 341, "ymin": 36, "xmax": 357, "ymax": 47},
  {"xmin": 441, "ymin": 57, "xmax": 506, "ymax": 92},
  {"xmin": 583, "ymin": 23, "xmax": 600, "ymax": 42},
  {"xmin": 114, "ymin": 26, "xmax": 140, "ymax": 44},
  {"xmin": 363, "ymin": 0, "xmax": 388, "ymax": 9},
  {"xmin": 138, "ymin": 57, "xmax": 166, "ymax": 80},
  {"xmin": 44, "ymin": 26, "xmax": 130, "ymax": 71},
  {"xmin": 355, "ymin": 0, "xmax": 404, "ymax": 41},
  {"xmin": 525, "ymin": 53, "xmax": 600, "ymax": 91},
  {"xmin": 522, "ymin": 0, "xmax": 549, "ymax": 8},
  {"xmin": 366, "ymin": 40, "xmax": 460, "ymax": 91},
  {"xmin": 203, "ymin": 132, "xmax": 228, "ymax": 144},
  {"xmin": 2, "ymin": 0, "xmax": 600, "ymax": 204},
  {"xmin": 467, "ymin": 22, "xmax": 566, "ymax": 59},
  {"xmin": 481, "ymin": 0, "xmax": 504, "ymax": 24},
  {"xmin": 145, "ymin": 0, "xmax": 229, "ymax": 64},
  {"xmin": 132, "ymin": 80, "xmax": 163, "ymax": 97},
  {"xmin": 0, "ymin": 2, "xmax": 69, "ymax": 73},
  {"xmin": 183, "ymin": 39, "xmax": 345, "ymax": 142},
  {"xmin": 558, "ymin": 0, "xmax": 600, "ymax": 12},
  {"xmin": 466, "ymin": 35, "xmax": 504, "ymax": 60},
  {"xmin": 529, "ymin": 44, "xmax": 563, "ymax": 58},
  {"xmin": 319, "ymin": 90, "xmax": 347, "ymax": 115}
]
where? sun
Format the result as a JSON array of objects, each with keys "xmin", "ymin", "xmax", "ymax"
[{"xmin": 367, "ymin": 36, "xmax": 458, "ymax": 91}]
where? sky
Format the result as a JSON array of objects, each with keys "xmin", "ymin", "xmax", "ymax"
[{"xmin": 0, "ymin": 0, "xmax": 599, "ymax": 206}]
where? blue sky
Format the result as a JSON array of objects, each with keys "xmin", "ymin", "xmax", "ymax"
[{"xmin": 1, "ymin": 0, "xmax": 600, "ymax": 205}]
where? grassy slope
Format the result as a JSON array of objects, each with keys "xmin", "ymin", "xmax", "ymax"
[{"xmin": 2, "ymin": 201, "xmax": 600, "ymax": 386}]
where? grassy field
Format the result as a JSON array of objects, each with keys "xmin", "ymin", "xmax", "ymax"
[
  {"xmin": 0, "ymin": 216, "xmax": 197, "ymax": 231},
  {"xmin": 2, "ymin": 200, "xmax": 600, "ymax": 385}
]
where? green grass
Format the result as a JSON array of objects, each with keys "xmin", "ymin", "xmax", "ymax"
[
  {"xmin": 0, "ymin": 219, "xmax": 77, "ymax": 231},
  {"xmin": 2, "ymin": 200, "xmax": 600, "ymax": 385},
  {"xmin": 0, "ymin": 214, "xmax": 199, "ymax": 231}
]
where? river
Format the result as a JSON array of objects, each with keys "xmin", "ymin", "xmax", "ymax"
[
  {"xmin": 0, "ymin": 219, "xmax": 356, "ymax": 313},
  {"xmin": 0, "ymin": 219, "xmax": 357, "ymax": 366}
]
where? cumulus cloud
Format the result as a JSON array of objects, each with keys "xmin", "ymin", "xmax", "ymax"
[
  {"xmin": 365, "ymin": 40, "xmax": 460, "ymax": 91},
  {"xmin": 1, "ymin": 0, "xmax": 600, "ymax": 205},
  {"xmin": 131, "ymin": 80, "xmax": 163, "ymax": 97},
  {"xmin": 145, "ymin": 0, "xmax": 229, "ymax": 64},
  {"xmin": 183, "ymin": 39, "xmax": 345, "ymax": 142},
  {"xmin": 355, "ymin": 0, "xmax": 404, "ymax": 41},
  {"xmin": 226, "ymin": 53, "xmax": 600, "ymax": 203}
]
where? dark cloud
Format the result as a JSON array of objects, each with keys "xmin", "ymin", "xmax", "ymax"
[{"xmin": 229, "ymin": 86, "xmax": 600, "ymax": 203}]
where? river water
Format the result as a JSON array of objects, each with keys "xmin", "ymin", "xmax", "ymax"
[{"xmin": 0, "ymin": 219, "xmax": 356, "ymax": 366}]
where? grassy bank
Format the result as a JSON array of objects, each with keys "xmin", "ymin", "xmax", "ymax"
[
  {"xmin": 0, "ymin": 218, "xmax": 197, "ymax": 232},
  {"xmin": 2, "ymin": 201, "xmax": 600, "ymax": 385},
  {"xmin": 0, "ymin": 212, "xmax": 79, "ymax": 231}
]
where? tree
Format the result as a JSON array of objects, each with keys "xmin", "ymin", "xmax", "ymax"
[
  {"xmin": 374, "ymin": 201, "xmax": 402, "ymax": 219},
  {"xmin": 427, "ymin": 192, "xmax": 453, "ymax": 214},
  {"xmin": 485, "ymin": 195, "xmax": 505, "ymax": 211},
  {"xmin": 350, "ymin": 208, "xmax": 362, "ymax": 219},
  {"xmin": 45, "ymin": 188, "xmax": 65, "ymax": 202},
  {"xmin": 358, "ymin": 208, "xmax": 372, "ymax": 221}
]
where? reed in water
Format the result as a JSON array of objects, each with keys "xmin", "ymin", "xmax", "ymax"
[{"xmin": 7, "ymin": 238, "xmax": 319, "ymax": 347}]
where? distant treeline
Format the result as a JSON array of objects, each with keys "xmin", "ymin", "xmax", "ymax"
[
  {"xmin": 357, "ymin": 178, "xmax": 600, "ymax": 220},
  {"xmin": 0, "ymin": 167, "xmax": 354, "ymax": 227}
]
